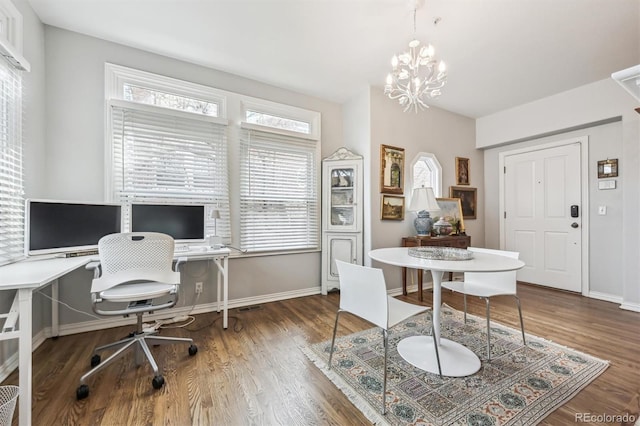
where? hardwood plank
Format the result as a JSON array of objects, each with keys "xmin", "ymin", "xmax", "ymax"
[{"xmin": 3, "ymin": 283, "xmax": 639, "ymax": 425}]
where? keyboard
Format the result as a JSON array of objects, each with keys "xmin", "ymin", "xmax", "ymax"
[{"xmin": 174, "ymin": 245, "xmax": 189, "ymax": 252}]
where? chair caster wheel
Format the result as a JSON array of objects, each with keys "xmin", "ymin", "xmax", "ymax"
[
  {"xmin": 90, "ymin": 354, "xmax": 101, "ymax": 367},
  {"xmin": 152, "ymin": 375, "xmax": 165, "ymax": 389},
  {"xmin": 76, "ymin": 384, "xmax": 89, "ymax": 400},
  {"xmin": 188, "ymin": 344, "xmax": 198, "ymax": 356}
]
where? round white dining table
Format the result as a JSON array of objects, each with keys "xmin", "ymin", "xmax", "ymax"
[{"xmin": 368, "ymin": 246, "xmax": 525, "ymax": 377}]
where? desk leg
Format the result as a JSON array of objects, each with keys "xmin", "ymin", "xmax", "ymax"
[
  {"xmin": 216, "ymin": 265, "xmax": 221, "ymax": 313},
  {"xmin": 222, "ymin": 256, "xmax": 228, "ymax": 329},
  {"xmin": 51, "ymin": 280, "xmax": 59, "ymax": 337},
  {"xmin": 18, "ymin": 288, "xmax": 32, "ymax": 426},
  {"xmin": 212, "ymin": 257, "xmax": 229, "ymax": 330}
]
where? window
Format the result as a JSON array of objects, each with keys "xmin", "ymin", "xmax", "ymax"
[
  {"xmin": 0, "ymin": 0, "xmax": 27, "ymax": 265},
  {"xmin": 106, "ymin": 65, "xmax": 230, "ymax": 240},
  {"xmin": 411, "ymin": 152, "xmax": 442, "ymax": 196},
  {"xmin": 106, "ymin": 65, "xmax": 322, "ymax": 253},
  {"xmin": 238, "ymin": 100, "xmax": 320, "ymax": 253},
  {"xmin": 239, "ymin": 125, "xmax": 320, "ymax": 252},
  {"xmin": 0, "ymin": 59, "xmax": 24, "ymax": 265}
]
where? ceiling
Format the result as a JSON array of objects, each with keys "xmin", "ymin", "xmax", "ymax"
[{"xmin": 27, "ymin": 0, "xmax": 640, "ymax": 118}]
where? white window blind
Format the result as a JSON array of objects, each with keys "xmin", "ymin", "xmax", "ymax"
[
  {"xmin": 239, "ymin": 127, "xmax": 319, "ymax": 252},
  {"xmin": 0, "ymin": 58, "xmax": 24, "ymax": 265},
  {"xmin": 111, "ymin": 100, "xmax": 230, "ymax": 240}
]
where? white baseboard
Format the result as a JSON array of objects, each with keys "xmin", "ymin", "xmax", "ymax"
[
  {"xmin": 0, "ymin": 286, "xmax": 322, "ymax": 383},
  {"xmin": 586, "ymin": 291, "xmax": 640, "ymax": 312},
  {"xmin": 587, "ymin": 291, "xmax": 623, "ymax": 305},
  {"xmin": 0, "ymin": 351, "xmax": 18, "ymax": 382},
  {"xmin": 619, "ymin": 301, "xmax": 640, "ymax": 312}
]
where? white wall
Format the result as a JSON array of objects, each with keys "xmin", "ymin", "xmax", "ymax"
[
  {"xmin": 342, "ymin": 89, "xmax": 372, "ymax": 263},
  {"xmin": 477, "ymin": 78, "xmax": 640, "ymax": 310},
  {"xmin": 368, "ymin": 87, "xmax": 479, "ymax": 289}
]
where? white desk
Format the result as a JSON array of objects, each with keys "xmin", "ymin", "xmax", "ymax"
[
  {"xmin": 0, "ymin": 247, "xmax": 230, "ymax": 426},
  {"xmin": 368, "ymin": 247, "xmax": 524, "ymax": 377}
]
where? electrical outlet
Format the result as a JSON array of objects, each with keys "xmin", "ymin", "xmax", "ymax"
[{"xmin": 195, "ymin": 282, "xmax": 203, "ymax": 294}]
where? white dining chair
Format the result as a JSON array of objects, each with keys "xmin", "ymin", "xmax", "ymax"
[
  {"xmin": 328, "ymin": 260, "xmax": 442, "ymax": 415},
  {"xmin": 441, "ymin": 247, "xmax": 525, "ymax": 360}
]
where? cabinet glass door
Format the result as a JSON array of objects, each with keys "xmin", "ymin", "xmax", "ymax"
[{"xmin": 330, "ymin": 168, "xmax": 355, "ymax": 227}]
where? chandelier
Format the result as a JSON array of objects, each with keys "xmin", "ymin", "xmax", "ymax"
[{"xmin": 384, "ymin": 0, "xmax": 447, "ymax": 113}]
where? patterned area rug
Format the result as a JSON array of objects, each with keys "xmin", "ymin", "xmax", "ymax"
[{"xmin": 304, "ymin": 304, "xmax": 608, "ymax": 425}]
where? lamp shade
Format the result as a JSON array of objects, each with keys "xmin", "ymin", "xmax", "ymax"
[
  {"xmin": 210, "ymin": 209, "xmax": 221, "ymax": 219},
  {"xmin": 408, "ymin": 187, "xmax": 440, "ymax": 212}
]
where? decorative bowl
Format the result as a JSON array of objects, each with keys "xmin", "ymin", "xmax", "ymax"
[{"xmin": 408, "ymin": 246, "xmax": 474, "ymax": 261}]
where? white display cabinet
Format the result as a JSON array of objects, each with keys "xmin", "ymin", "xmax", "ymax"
[{"xmin": 321, "ymin": 147, "xmax": 363, "ymax": 294}]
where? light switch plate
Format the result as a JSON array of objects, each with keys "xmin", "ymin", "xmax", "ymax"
[{"xmin": 598, "ymin": 180, "xmax": 616, "ymax": 190}]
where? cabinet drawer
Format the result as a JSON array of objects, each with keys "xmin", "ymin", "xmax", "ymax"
[{"xmin": 401, "ymin": 235, "xmax": 470, "ymax": 249}]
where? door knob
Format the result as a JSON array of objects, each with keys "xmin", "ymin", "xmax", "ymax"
[{"xmin": 571, "ymin": 222, "xmax": 579, "ymax": 228}]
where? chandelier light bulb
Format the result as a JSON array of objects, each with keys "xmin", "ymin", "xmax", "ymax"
[
  {"xmin": 439, "ymin": 61, "xmax": 446, "ymax": 73},
  {"xmin": 391, "ymin": 55, "xmax": 399, "ymax": 69}
]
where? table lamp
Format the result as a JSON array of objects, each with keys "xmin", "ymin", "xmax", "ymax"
[
  {"xmin": 209, "ymin": 208, "xmax": 222, "ymax": 248},
  {"xmin": 408, "ymin": 186, "xmax": 440, "ymax": 236}
]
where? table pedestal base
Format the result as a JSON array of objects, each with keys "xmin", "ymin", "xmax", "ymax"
[{"xmin": 397, "ymin": 335, "xmax": 481, "ymax": 377}]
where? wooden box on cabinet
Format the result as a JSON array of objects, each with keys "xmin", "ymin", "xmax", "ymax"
[{"xmin": 401, "ymin": 235, "xmax": 471, "ymax": 301}]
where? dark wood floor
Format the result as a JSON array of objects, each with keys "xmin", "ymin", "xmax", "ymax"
[{"xmin": 4, "ymin": 282, "xmax": 640, "ymax": 425}]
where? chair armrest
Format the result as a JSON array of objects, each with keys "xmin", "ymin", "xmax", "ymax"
[
  {"xmin": 86, "ymin": 261, "xmax": 102, "ymax": 279},
  {"xmin": 175, "ymin": 256, "xmax": 188, "ymax": 272}
]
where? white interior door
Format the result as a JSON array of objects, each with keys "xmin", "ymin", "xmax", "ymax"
[{"xmin": 503, "ymin": 142, "xmax": 582, "ymax": 292}]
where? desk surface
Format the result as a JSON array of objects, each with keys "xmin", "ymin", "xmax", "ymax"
[
  {"xmin": 0, "ymin": 248, "xmax": 231, "ymax": 290},
  {"xmin": 0, "ymin": 256, "xmax": 90, "ymax": 290},
  {"xmin": 369, "ymin": 247, "xmax": 524, "ymax": 273}
]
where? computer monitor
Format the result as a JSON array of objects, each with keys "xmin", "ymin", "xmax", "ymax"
[
  {"xmin": 130, "ymin": 203, "xmax": 205, "ymax": 242},
  {"xmin": 26, "ymin": 199, "xmax": 122, "ymax": 256}
]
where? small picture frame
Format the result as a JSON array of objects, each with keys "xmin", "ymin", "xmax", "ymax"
[
  {"xmin": 435, "ymin": 198, "xmax": 465, "ymax": 230},
  {"xmin": 450, "ymin": 186, "xmax": 477, "ymax": 220},
  {"xmin": 455, "ymin": 157, "xmax": 470, "ymax": 185},
  {"xmin": 380, "ymin": 144, "xmax": 405, "ymax": 194},
  {"xmin": 381, "ymin": 195, "xmax": 404, "ymax": 220},
  {"xmin": 597, "ymin": 159, "xmax": 618, "ymax": 178}
]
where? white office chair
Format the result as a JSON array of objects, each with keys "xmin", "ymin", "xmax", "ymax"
[
  {"xmin": 441, "ymin": 247, "xmax": 525, "ymax": 360},
  {"xmin": 328, "ymin": 260, "xmax": 442, "ymax": 415},
  {"xmin": 76, "ymin": 232, "xmax": 197, "ymax": 400}
]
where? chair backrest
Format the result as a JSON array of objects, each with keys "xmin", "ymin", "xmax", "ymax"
[
  {"xmin": 335, "ymin": 260, "xmax": 388, "ymax": 330},
  {"xmin": 91, "ymin": 232, "xmax": 178, "ymax": 293},
  {"xmin": 464, "ymin": 247, "xmax": 520, "ymax": 294}
]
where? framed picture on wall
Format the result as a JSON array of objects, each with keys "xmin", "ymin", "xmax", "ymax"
[
  {"xmin": 455, "ymin": 157, "xmax": 470, "ymax": 185},
  {"xmin": 380, "ymin": 144, "xmax": 404, "ymax": 194},
  {"xmin": 597, "ymin": 159, "xmax": 618, "ymax": 178},
  {"xmin": 381, "ymin": 195, "xmax": 404, "ymax": 220},
  {"xmin": 450, "ymin": 186, "xmax": 477, "ymax": 219},
  {"xmin": 435, "ymin": 198, "xmax": 465, "ymax": 230}
]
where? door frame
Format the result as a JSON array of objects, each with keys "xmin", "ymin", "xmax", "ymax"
[{"xmin": 498, "ymin": 136, "xmax": 590, "ymax": 296}]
